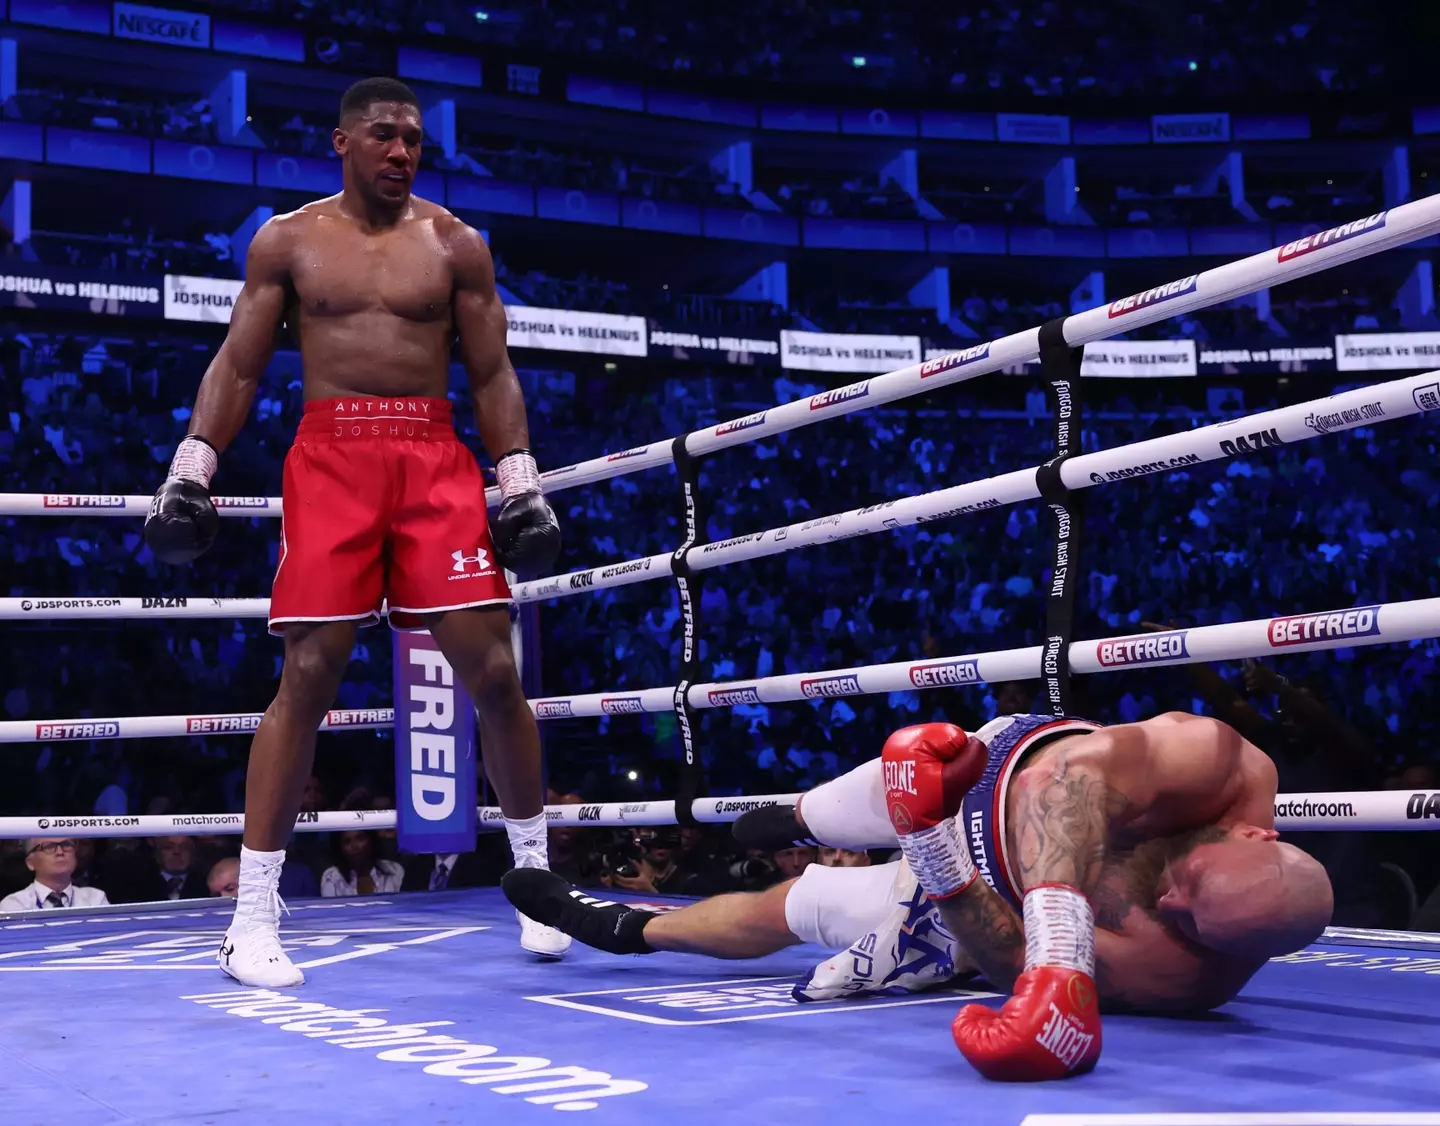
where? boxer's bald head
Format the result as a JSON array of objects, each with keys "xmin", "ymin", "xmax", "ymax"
[{"xmin": 1161, "ymin": 828, "xmax": 1332, "ymax": 960}]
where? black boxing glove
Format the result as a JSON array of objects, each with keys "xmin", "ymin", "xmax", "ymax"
[
  {"xmin": 144, "ymin": 435, "xmax": 220, "ymax": 565},
  {"xmin": 491, "ymin": 448, "xmax": 561, "ymax": 575}
]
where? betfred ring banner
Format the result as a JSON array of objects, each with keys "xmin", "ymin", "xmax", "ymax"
[{"xmin": 393, "ymin": 631, "xmax": 478, "ymax": 855}]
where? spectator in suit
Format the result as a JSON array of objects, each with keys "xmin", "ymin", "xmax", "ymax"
[
  {"xmin": 401, "ymin": 833, "xmax": 510, "ymax": 893},
  {"xmin": 0, "ymin": 838, "xmax": 109, "ymax": 912},
  {"xmin": 321, "ymin": 830, "xmax": 404, "ymax": 897},
  {"xmin": 141, "ymin": 835, "xmax": 210, "ymax": 901}
]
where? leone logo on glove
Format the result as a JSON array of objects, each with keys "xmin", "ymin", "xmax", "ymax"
[
  {"xmin": 1036, "ymin": 1003, "xmax": 1095, "ymax": 1071},
  {"xmin": 883, "ymin": 759, "xmax": 917, "ymax": 796},
  {"xmin": 889, "ymin": 801, "xmax": 914, "ymax": 834}
]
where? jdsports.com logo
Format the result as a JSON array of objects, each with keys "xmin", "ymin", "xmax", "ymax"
[
  {"xmin": 36, "ymin": 816, "xmax": 139, "ymax": 830},
  {"xmin": 21, "ymin": 598, "xmax": 121, "ymax": 612}
]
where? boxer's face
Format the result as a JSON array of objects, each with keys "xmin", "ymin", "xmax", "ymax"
[{"xmin": 335, "ymin": 101, "xmax": 422, "ymax": 206}]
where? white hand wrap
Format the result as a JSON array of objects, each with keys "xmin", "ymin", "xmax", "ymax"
[
  {"xmin": 167, "ymin": 436, "xmax": 217, "ymax": 487},
  {"xmin": 496, "ymin": 450, "xmax": 542, "ymax": 500},
  {"xmin": 896, "ymin": 818, "xmax": 976, "ymax": 899},
  {"xmin": 1023, "ymin": 884, "xmax": 1096, "ymax": 975}
]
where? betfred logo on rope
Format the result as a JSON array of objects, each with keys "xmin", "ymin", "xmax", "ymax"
[
  {"xmin": 535, "ymin": 701, "xmax": 574, "ymax": 718},
  {"xmin": 212, "ymin": 497, "xmax": 271, "ymax": 509},
  {"xmin": 909, "ymin": 659, "xmax": 981, "ymax": 688},
  {"xmin": 800, "ymin": 674, "xmax": 863, "ymax": 699},
  {"xmin": 1107, "ymin": 276, "xmax": 1199, "ymax": 319},
  {"xmin": 1097, "ymin": 632, "xmax": 1190, "ymax": 667},
  {"xmin": 1268, "ymin": 606, "xmax": 1382, "ymax": 647},
  {"xmin": 606, "ymin": 446, "xmax": 648, "ymax": 462},
  {"xmin": 35, "ymin": 721, "xmax": 120, "ymax": 740},
  {"xmin": 186, "ymin": 715, "xmax": 261, "ymax": 734},
  {"xmin": 324, "ymin": 708, "xmax": 392, "ymax": 727},
  {"xmin": 43, "ymin": 495, "xmax": 125, "ymax": 508},
  {"xmin": 600, "ymin": 697, "xmax": 644, "ymax": 715},
  {"xmin": 707, "ymin": 686, "xmax": 763, "ymax": 706},
  {"xmin": 714, "ymin": 411, "xmax": 767, "ymax": 437},
  {"xmin": 920, "ymin": 343, "xmax": 990, "ymax": 379},
  {"xmin": 1277, "ymin": 212, "xmax": 1387, "ymax": 263},
  {"xmin": 807, "ymin": 382, "xmax": 871, "ymax": 411}
]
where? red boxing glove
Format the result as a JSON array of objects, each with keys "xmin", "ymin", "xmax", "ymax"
[
  {"xmin": 882, "ymin": 723, "xmax": 987, "ymax": 898},
  {"xmin": 952, "ymin": 884, "xmax": 1102, "ymax": 1081}
]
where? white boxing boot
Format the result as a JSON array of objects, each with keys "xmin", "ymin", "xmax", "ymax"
[
  {"xmin": 518, "ymin": 909, "xmax": 573, "ymax": 959},
  {"xmin": 217, "ymin": 846, "xmax": 304, "ymax": 987}
]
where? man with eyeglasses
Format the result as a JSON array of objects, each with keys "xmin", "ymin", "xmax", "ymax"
[{"xmin": 0, "ymin": 839, "xmax": 110, "ymax": 913}]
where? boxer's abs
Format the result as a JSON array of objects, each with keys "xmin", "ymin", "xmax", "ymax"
[{"xmin": 295, "ymin": 315, "xmax": 453, "ymax": 401}]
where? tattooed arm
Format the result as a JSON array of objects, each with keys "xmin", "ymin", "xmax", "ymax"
[
  {"xmin": 926, "ymin": 741, "xmax": 1127, "ymax": 992},
  {"xmin": 932, "ymin": 875, "xmax": 1027, "ymax": 991}
]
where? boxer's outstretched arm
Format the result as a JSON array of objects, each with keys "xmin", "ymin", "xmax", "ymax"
[
  {"xmin": 189, "ymin": 218, "xmax": 289, "ymax": 451},
  {"xmin": 450, "ymin": 221, "xmax": 530, "ymax": 458}
]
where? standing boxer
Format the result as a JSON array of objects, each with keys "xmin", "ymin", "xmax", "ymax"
[{"xmin": 145, "ymin": 77, "xmax": 568, "ymax": 986}]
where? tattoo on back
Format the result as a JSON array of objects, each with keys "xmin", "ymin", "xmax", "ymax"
[{"xmin": 1012, "ymin": 751, "xmax": 1119, "ymax": 893}]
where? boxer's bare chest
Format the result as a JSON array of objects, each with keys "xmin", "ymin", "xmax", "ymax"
[{"xmin": 287, "ymin": 214, "xmax": 453, "ymax": 325}]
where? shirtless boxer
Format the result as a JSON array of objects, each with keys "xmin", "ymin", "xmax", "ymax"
[
  {"xmin": 144, "ymin": 77, "xmax": 569, "ymax": 986},
  {"xmin": 504, "ymin": 711, "xmax": 1333, "ymax": 1080}
]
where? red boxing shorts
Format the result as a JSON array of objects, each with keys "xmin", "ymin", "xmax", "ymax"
[{"xmin": 269, "ymin": 397, "xmax": 511, "ymax": 633}]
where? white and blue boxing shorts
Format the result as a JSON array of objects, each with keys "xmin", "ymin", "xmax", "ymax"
[{"xmin": 787, "ymin": 713, "xmax": 1100, "ymax": 1000}]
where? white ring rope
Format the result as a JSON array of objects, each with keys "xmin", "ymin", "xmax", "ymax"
[
  {"xmin": 0, "ymin": 709, "xmax": 394, "ymax": 743},
  {"xmin": 2, "ymin": 201, "xmax": 1438, "ymax": 522},
  {"xmin": 6, "ymin": 597, "xmax": 1436, "ymax": 738},
  {"xmin": 0, "ymin": 787, "xmax": 1435, "ymax": 837},
  {"xmin": 510, "ymin": 369, "xmax": 1440, "ymax": 604},
  {"xmin": 3, "ymin": 370, "xmax": 1435, "ymax": 621}
]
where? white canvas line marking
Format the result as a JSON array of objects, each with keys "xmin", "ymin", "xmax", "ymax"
[{"xmin": 526, "ymin": 975, "xmax": 1000, "ymax": 1026}]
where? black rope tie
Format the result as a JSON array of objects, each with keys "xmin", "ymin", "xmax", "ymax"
[
  {"xmin": 669, "ymin": 435, "xmax": 707, "ymax": 827},
  {"xmin": 1035, "ymin": 317, "xmax": 1087, "ymax": 718}
]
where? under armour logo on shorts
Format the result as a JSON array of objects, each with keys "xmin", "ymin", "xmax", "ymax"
[{"xmin": 451, "ymin": 548, "xmax": 492, "ymax": 574}]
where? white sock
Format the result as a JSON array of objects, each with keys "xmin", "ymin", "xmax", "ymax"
[
  {"xmin": 799, "ymin": 758, "xmax": 898, "ymax": 850},
  {"xmin": 505, "ymin": 813, "xmax": 549, "ymax": 869},
  {"xmin": 234, "ymin": 845, "xmax": 285, "ymax": 923}
]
